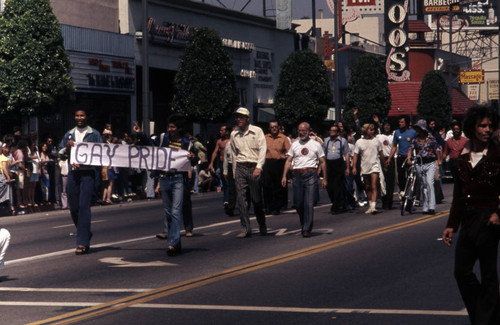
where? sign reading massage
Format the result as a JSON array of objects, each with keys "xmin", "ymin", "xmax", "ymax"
[{"xmin": 70, "ymin": 142, "xmax": 191, "ymax": 172}]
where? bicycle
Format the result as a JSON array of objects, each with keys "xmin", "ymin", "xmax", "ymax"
[{"xmin": 400, "ymin": 154, "xmax": 422, "ymax": 216}]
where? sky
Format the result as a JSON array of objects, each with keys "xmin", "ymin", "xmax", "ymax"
[{"xmin": 193, "ymin": 0, "xmax": 335, "ymax": 19}]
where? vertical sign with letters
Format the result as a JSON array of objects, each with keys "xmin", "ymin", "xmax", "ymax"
[{"xmin": 385, "ymin": 0, "xmax": 410, "ymax": 81}]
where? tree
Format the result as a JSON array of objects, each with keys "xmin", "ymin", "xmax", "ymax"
[
  {"xmin": 274, "ymin": 49, "xmax": 332, "ymax": 128},
  {"xmin": 171, "ymin": 27, "xmax": 238, "ymax": 124},
  {"xmin": 343, "ymin": 54, "xmax": 391, "ymax": 126},
  {"xmin": 416, "ymin": 70, "xmax": 451, "ymax": 128},
  {"xmin": 0, "ymin": 0, "xmax": 72, "ymax": 116}
]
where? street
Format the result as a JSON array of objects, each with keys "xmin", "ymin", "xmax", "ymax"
[{"xmin": 0, "ymin": 183, "xmax": 476, "ymax": 324}]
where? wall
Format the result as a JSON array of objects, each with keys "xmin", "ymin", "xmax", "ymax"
[{"xmin": 51, "ymin": 0, "xmax": 119, "ymax": 33}]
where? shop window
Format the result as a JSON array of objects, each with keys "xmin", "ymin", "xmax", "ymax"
[{"xmin": 239, "ymin": 88, "xmax": 247, "ymax": 107}]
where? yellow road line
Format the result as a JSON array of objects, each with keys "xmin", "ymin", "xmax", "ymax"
[{"xmin": 29, "ymin": 211, "xmax": 449, "ymax": 325}]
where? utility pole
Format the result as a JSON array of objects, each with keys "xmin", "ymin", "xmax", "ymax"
[
  {"xmin": 334, "ymin": 0, "xmax": 341, "ymax": 117},
  {"xmin": 142, "ymin": 0, "xmax": 150, "ymax": 135}
]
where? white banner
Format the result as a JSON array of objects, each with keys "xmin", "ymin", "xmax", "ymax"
[{"xmin": 70, "ymin": 142, "xmax": 191, "ymax": 172}]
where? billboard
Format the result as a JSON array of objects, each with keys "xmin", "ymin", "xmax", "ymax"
[{"xmin": 461, "ymin": 0, "xmax": 498, "ymax": 27}]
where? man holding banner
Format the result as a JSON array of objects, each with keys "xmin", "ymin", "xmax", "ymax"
[
  {"xmin": 133, "ymin": 115, "xmax": 196, "ymax": 257},
  {"xmin": 59, "ymin": 109, "xmax": 103, "ymax": 255}
]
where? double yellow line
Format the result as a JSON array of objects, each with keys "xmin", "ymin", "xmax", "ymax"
[{"xmin": 30, "ymin": 211, "xmax": 449, "ymax": 325}]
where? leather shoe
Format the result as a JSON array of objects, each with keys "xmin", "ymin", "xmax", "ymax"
[
  {"xmin": 236, "ymin": 232, "xmax": 251, "ymax": 238},
  {"xmin": 423, "ymin": 210, "xmax": 435, "ymax": 215},
  {"xmin": 156, "ymin": 232, "xmax": 168, "ymax": 240},
  {"xmin": 166, "ymin": 245, "xmax": 181, "ymax": 256},
  {"xmin": 259, "ymin": 225, "xmax": 267, "ymax": 236},
  {"xmin": 302, "ymin": 231, "xmax": 311, "ymax": 238},
  {"xmin": 185, "ymin": 231, "xmax": 193, "ymax": 237}
]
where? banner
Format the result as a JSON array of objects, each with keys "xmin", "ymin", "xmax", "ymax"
[{"xmin": 70, "ymin": 142, "xmax": 191, "ymax": 172}]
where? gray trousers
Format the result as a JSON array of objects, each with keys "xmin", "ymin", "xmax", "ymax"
[{"xmin": 235, "ymin": 163, "xmax": 266, "ymax": 234}]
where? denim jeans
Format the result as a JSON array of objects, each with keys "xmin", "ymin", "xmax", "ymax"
[
  {"xmin": 67, "ymin": 169, "xmax": 95, "ymax": 247},
  {"xmin": 159, "ymin": 173, "xmax": 184, "ymax": 248},
  {"xmin": 293, "ymin": 170, "xmax": 317, "ymax": 233},
  {"xmin": 416, "ymin": 161, "xmax": 436, "ymax": 211}
]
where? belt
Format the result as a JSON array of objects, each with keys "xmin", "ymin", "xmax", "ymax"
[
  {"xmin": 292, "ymin": 167, "xmax": 316, "ymax": 174},
  {"xmin": 416, "ymin": 157, "xmax": 436, "ymax": 164},
  {"xmin": 237, "ymin": 162, "xmax": 257, "ymax": 168}
]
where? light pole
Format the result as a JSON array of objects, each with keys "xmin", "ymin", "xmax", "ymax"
[
  {"xmin": 142, "ymin": 0, "xmax": 150, "ymax": 135},
  {"xmin": 333, "ymin": 0, "xmax": 341, "ymax": 118}
]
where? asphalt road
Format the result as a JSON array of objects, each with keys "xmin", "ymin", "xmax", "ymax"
[{"xmin": 0, "ymin": 183, "xmax": 479, "ymax": 324}]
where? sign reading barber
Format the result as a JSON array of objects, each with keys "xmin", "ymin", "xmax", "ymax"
[{"xmin": 70, "ymin": 142, "xmax": 191, "ymax": 172}]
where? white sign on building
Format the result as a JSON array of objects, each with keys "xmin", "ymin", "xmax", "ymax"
[{"xmin": 468, "ymin": 84, "xmax": 479, "ymax": 101}]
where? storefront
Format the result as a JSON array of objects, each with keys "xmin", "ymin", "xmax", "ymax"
[
  {"xmin": 38, "ymin": 25, "xmax": 136, "ymax": 141},
  {"xmin": 122, "ymin": 0, "xmax": 296, "ymax": 133}
]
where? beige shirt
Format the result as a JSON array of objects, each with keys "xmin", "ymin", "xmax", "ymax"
[{"xmin": 230, "ymin": 124, "xmax": 267, "ymax": 169}]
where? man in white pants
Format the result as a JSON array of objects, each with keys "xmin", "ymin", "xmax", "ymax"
[{"xmin": 0, "ymin": 228, "xmax": 10, "ymax": 272}]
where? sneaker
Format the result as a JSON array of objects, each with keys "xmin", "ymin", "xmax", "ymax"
[
  {"xmin": 185, "ymin": 231, "xmax": 193, "ymax": 237},
  {"xmin": 365, "ymin": 207, "xmax": 373, "ymax": 214},
  {"xmin": 358, "ymin": 201, "xmax": 367, "ymax": 207}
]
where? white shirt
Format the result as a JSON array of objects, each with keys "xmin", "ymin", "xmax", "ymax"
[
  {"xmin": 287, "ymin": 138, "xmax": 325, "ymax": 169},
  {"xmin": 354, "ymin": 138, "xmax": 383, "ymax": 174},
  {"xmin": 376, "ymin": 133, "xmax": 394, "ymax": 158},
  {"xmin": 75, "ymin": 127, "xmax": 87, "ymax": 143}
]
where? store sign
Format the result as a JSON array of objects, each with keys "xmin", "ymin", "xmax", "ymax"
[
  {"xmin": 423, "ymin": 0, "xmax": 461, "ymax": 14},
  {"xmin": 461, "ymin": 0, "xmax": 498, "ymax": 27},
  {"xmin": 147, "ymin": 18, "xmax": 196, "ymax": 45},
  {"xmin": 253, "ymin": 49, "xmax": 274, "ymax": 105},
  {"xmin": 385, "ymin": 0, "xmax": 411, "ymax": 81},
  {"xmin": 240, "ymin": 69, "xmax": 256, "ymax": 78},
  {"xmin": 69, "ymin": 52, "xmax": 135, "ymax": 93},
  {"xmin": 328, "ymin": 0, "xmax": 384, "ymax": 23},
  {"xmin": 488, "ymin": 79, "xmax": 499, "ymax": 100},
  {"xmin": 221, "ymin": 38, "xmax": 255, "ymax": 51},
  {"xmin": 459, "ymin": 70, "xmax": 484, "ymax": 84},
  {"xmin": 467, "ymin": 84, "xmax": 479, "ymax": 100}
]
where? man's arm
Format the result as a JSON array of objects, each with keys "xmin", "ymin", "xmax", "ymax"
[
  {"xmin": 208, "ymin": 139, "xmax": 221, "ymax": 170},
  {"xmin": 253, "ymin": 128, "xmax": 267, "ymax": 178},
  {"xmin": 281, "ymin": 156, "xmax": 293, "ymax": 187},
  {"xmin": 319, "ymin": 157, "xmax": 327, "ymax": 188}
]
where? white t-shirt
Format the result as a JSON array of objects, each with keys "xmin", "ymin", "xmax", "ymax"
[
  {"xmin": 75, "ymin": 127, "xmax": 87, "ymax": 143},
  {"xmin": 287, "ymin": 138, "xmax": 324, "ymax": 169},
  {"xmin": 376, "ymin": 133, "xmax": 393, "ymax": 158},
  {"xmin": 354, "ymin": 138, "xmax": 383, "ymax": 175}
]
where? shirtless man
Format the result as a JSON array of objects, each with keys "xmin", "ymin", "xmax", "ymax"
[
  {"xmin": 208, "ymin": 125, "xmax": 231, "ymax": 210},
  {"xmin": 208, "ymin": 125, "xmax": 230, "ymax": 172}
]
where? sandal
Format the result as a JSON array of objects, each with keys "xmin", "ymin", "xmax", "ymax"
[{"xmin": 75, "ymin": 245, "xmax": 89, "ymax": 255}]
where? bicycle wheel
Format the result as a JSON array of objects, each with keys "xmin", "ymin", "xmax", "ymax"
[{"xmin": 401, "ymin": 172, "xmax": 416, "ymax": 216}]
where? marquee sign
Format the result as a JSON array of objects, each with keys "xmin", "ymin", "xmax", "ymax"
[{"xmin": 385, "ymin": 0, "xmax": 411, "ymax": 81}]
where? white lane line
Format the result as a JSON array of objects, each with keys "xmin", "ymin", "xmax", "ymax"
[
  {"xmin": 0, "ymin": 301, "xmax": 469, "ymax": 316},
  {"xmin": 5, "ymin": 204, "xmax": 332, "ymax": 267},
  {"xmin": 53, "ymin": 220, "xmax": 107, "ymax": 229},
  {"xmin": 0, "ymin": 287, "xmax": 151, "ymax": 293}
]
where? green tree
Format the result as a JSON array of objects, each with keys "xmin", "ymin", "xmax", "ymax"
[
  {"xmin": 274, "ymin": 49, "xmax": 332, "ymax": 128},
  {"xmin": 416, "ymin": 70, "xmax": 451, "ymax": 128},
  {"xmin": 172, "ymin": 27, "xmax": 238, "ymax": 124},
  {"xmin": 344, "ymin": 54, "xmax": 391, "ymax": 126},
  {"xmin": 0, "ymin": 0, "xmax": 72, "ymax": 116}
]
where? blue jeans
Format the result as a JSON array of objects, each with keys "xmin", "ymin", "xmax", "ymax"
[
  {"xmin": 159, "ymin": 173, "xmax": 184, "ymax": 248},
  {"xmin": 416, "ymin": 161, "xmax": 436, "ymax": 212},
  {"xmin": 293, "ymin": 171, "xmax": 317, "ymax": 233},
  {"xmin": 67, "ymin": 169, "xmax": 95, "ymax": 247}
]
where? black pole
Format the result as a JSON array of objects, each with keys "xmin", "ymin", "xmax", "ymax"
[
  {"xmin": 142, "ymin": 0, "xmax": 150, "ymax": 135},
  {"xmin": 312, "ymin": 0, "xmax": 316, "ymax": 37}
]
